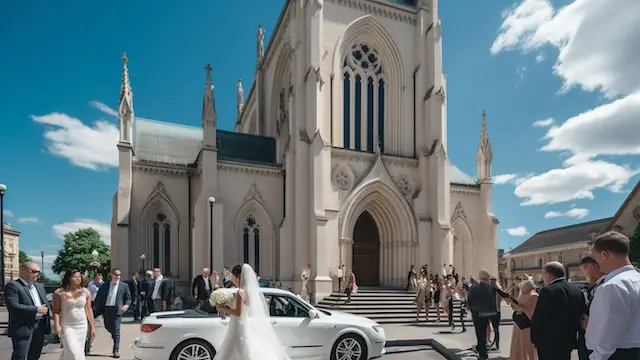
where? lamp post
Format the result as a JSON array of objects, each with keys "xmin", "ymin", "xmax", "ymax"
[
  {"xmin": 40, "ymin": 251, "xmax": 44, "ymax": 275},
  {"xmin": 208, "ymin": 197, "xmax": 215, "ymax": 270},
  {"xmin": 140, "ymin": 254, "xmax": 146, "ymax": 274},
  {"xmin": 0, "ymin": 183, "xmax": 6, "ymax": 289}
]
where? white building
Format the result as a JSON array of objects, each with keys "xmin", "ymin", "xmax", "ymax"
[{"xmin": 111, "ymin": 0, "xmax": 499, "ymax": 301}]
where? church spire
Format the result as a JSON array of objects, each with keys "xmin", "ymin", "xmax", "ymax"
[
  {"xmin": 202, "ymin": 64, "xmax": 217, "ymax": 148},
  {"xmin": 118, "ymin": 52, "xmax": 134, "ymax": 144},
  {"xmin": 256, "ymin": 25, "xmax": 265, "ymax": 68},
  {"xmin": 237, "ymin": 79, "xmax": 244, "ymax": 119},
  {"xmin": 476, "ymin": 110, "xmax": 493, "ymax": 181}
]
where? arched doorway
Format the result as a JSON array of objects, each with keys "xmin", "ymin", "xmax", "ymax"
[{"xmin": 352, "ymin": 211, "xmax": 380, "ymax": 286}]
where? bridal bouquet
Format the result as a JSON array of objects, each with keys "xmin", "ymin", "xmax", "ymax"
[{"xmin": 210, "ymin": 289, "xmax": 234, "ymax": 308}]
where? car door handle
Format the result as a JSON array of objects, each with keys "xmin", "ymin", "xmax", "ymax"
[{"xmin": 270, "ymin": 321, "xmax": 277, "ymax": 325}]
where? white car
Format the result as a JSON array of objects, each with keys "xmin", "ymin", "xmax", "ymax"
[{"xmin": 133, "ymin": 288, "xmax": 386, "ymax": 360}]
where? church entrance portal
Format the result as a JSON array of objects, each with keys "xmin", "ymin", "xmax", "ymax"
[{"xmin": 352, "ymin": 211, "xmax": 380, "ymax": 286}]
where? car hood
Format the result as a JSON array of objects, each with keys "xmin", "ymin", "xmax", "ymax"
[{"xmin": 322, "ymin": 310, "xmax": 379, "ymax": 326}]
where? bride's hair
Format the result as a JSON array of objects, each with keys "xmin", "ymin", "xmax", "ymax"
[
  {"xmin": 231, "ymin": 265, "xmax": 242, "ymax": 278},
  {"xmin": 61, "ymin": 270, "xmax": 81, "ymax": 291}
]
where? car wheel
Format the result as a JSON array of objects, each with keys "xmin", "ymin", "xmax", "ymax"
[
  {"xmin": 331, "ymin": 334, "xmax": 367, "ymax": 360},
  {"xmin": 170, "ymin": 339, "xmax": 216, "ymax": 360}
]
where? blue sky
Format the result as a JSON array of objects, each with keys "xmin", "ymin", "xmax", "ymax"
[{"xmin": 1, "ymin": 0, "xmax": 639, "ymax": 276}]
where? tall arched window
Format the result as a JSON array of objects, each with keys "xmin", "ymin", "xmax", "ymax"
[
  {"xmin": 343, "ymin": 43, "xmax": 386, "ymax": 152},
  {"xmin": 152, "ymin": 213, "xmax": 172, "ymax": 275},
  {"xmin": 242, "ymin": 214, "xmax": 260, "ymax": 274}
]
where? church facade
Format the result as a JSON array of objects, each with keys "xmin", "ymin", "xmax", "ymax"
[{"xmin": 111, "ymin": 0, "xmax": 499, "ymax": 301}]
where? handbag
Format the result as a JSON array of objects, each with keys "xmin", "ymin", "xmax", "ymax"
[{"xmin": 513, "ymin": 312, "xmax": 530, "ymax": 329}]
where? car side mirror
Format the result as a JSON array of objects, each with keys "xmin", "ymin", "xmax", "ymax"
[{"xmin": 307, "ymin": 309, "xmax": 318, "ymax": 319}]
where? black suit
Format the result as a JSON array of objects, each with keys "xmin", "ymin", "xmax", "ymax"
[
  {"xmin": 5, "ymin": 279, "xmax": 51, "ymax": 360},
  {"xmin": 94, "ymin": 281, "xmax": 132, "ymax": 354},
  {"xmin": 191, "ymin": 275, "xmax": 212, "ymax": 302},
  {"xmin": 147, "ymin": 278, "xmax": 172, "ymax": 312},
  {"xmin": 531, "ymin": 278, "xmax": 584, "ymax": 360},
  {"xmin": 124, "ymin": 278, "xmax": 141, "ymax": 319}
]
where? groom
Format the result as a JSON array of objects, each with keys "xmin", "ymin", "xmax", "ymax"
[{"xmin": 94, "ymin": 268, "xmax": 131, "ymax": 358}]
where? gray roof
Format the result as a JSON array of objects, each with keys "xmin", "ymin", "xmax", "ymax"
[
  {"xmin": 133, "ymin": 119, "xmax": 478, "ymax": 186},
  {"xmin": 508, "ymin": 218, "xmax": 612, "ymax": 255}
]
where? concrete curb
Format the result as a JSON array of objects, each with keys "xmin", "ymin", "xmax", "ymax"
[{"xmin": 384, "ymin": 338, "xmax": 460, "ymax": 360}]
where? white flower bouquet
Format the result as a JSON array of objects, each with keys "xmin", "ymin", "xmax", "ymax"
[{"xmin": 209, "ymin": 289, "xmax": 234, "ymax": 308}]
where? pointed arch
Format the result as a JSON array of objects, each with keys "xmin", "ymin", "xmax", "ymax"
[
  {"xmin": 140, "ymin": 182, "xmax": 181, "ymax": 276},
  {"xmin": 233, "ymin": 187, "xmax": 276, "ymax": 278},
  {"xmin": 270, "ymin": 42, "xmax": 292, "ymax": 136},
  {"xmin": 331, "ymin": 15, "xmax": 405, "ymax": 155},
  {"xmin": 339, "ymin": 176, "xmax": 418, "ymax": 287},
  {"xmin": 451, "ymin": 210, "xmax": 473, "ymax": 278}
]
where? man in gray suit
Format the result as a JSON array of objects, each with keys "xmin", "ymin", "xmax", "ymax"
[
  {"xmin": 94, "ymin": 268, "xmax": 131, "ymax": 358},
  {"xmin": 6, "ymin": 262, "xmax": 51, "ymax": 360}
]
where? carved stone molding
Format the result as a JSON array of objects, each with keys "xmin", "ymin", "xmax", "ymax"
[
  {"xmin": 451, "ymin": 202, "xmax": 467, "ymax": 221},
  {"xmin": 332, "ymin": 164, "xmax": 354, "ymax": 191},
  {"xmin": 451, "ymin": 187, "xmax": 480, "ymax": 197},
  {"xmin": 395, "ymin": 176, "xmax": 413, "ymax": 196},
  {"xmin": 218, "ymin": 162, "xmax": 283, "ymax": 178},
  {"xmin": 326, "ymin": 0, "xmax": 417, "ymax": 26},
  {"xmin": 244, "ymin": 183, "xmax": 266, "ymax": 204},
  {"xmin": 331, "ymin": 148, "xmax": 418, "ymax": 169},
  {"xmin": 633, "ymin": 205, "xmax": 640, "ymax": 220},
  {"xmin": 133, "ymin": 162, "xmax": 193, "ymax": 176}
]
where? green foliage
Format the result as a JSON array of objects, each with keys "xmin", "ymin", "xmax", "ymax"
[
  {"xmin": 51, "ymin": 228, "xmax": 111, "ymax": 277},
  {"xmin": 629, "ymin": 222, "xmax": 640, "ymax": 267},
  {"xmin": 18, "ymin": 250, "xmax": 32, "ymax": 264}
]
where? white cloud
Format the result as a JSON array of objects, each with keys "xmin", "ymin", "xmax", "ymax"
[
  {"xmin": 32, "ymin": 112, "xmax": 119, "ymax": 171},
  {"xmin": 27, "ymin": 253, "xmax": 58, "ymax": 280},
  {"xmin": 544, "ymin": 208, "xmax": 589, "ymax": 219},
  {"xmin": 514, "ymin": 161, "xmax": 638, "ymax": 206},
  {"xmin": 3, "ymin": 209, "xmax": 13, "ymax": 217},
  {"xmin": 17, "ymin": 217, "xmax": 40, "ymax": 224},
  {"xmin": 52, "ymin": 219, "xmax": 111, "ymax": 244},
  {"xmin": 493, "ymin": 174, "xmax": 519, "ymax": 185},
  {"xmin": 90, "ymin": 100, "xmax": 119, "ymax": 117},
  {"xmin": 532, "ymin": 118, "xmax": 554, "ymax": 127},
  {"xmin": 535, "ymin": 53, "xmax": 545, "ymax": 62},
  {"xmin": 507, "ymin": 226, "xmax": 530, "ymax": 236},
  {"xmin": 516, "ymin": 65, "xmax": 527, "ymax": 79}
]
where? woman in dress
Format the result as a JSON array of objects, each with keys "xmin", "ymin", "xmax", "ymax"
[
  {"xmin": 413, "ymin": 271, "xmax": 429, "ymax": 322},
  {"xmin": 52, "ymin": 270, "xmax": 96, "ymax": 360},
  {"xmin": 406, "ymin": 265, "xmax": 417, "ymax": 291},
  {"xmin": 215, "ymin": 264, "xmax": 291, "ymax": 360},
  {"xmin": 344, "ymin": 271, "xmax": 357, "ymax": 303},
  {"xmin": 432, "ymin": 275, "xmax": 443, "ymax": 322},
  {"xmin": 506, "ymin": 279, "xmax": 538, "ymax": 360},
  {"xmin": 300, "ymin": 264, "xmax": 311, "ymax": 302}
]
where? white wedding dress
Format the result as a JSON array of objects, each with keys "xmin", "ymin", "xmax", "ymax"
[
  {"xmin": 214, "ymin": 264, "xmax": 291, "ymax": 360},
  {"xmin": 58, "ymin": 290, "xmax": 89, "ymax": 360}
]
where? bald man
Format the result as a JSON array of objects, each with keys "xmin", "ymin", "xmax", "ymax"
[
  {"xmin": 192, "ymin": 268, "xmax": 213, "ymax": 305},
  {"xmin": 530, "ymin": 261, "xmax": 584, "ymax": 360}
]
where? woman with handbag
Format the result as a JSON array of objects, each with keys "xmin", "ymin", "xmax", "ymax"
[{"xmin": 506, "ymin": 279, "xmax": 538, "ymax": 360}]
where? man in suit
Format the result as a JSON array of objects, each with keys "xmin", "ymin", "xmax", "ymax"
[
  {"xmin": 531, "ymin": 261, "xmax": 584, "ymax": 360},
  {"xmin": 192, "ymin": 268, "xmax": 213, "ymax": 306},
  {"xmin": 222, "ymin": 266, "xmax": 233, "ymax": 288},
  {"xmin": 124, "ymin": 271, "xmax": 141, "ymax": 320},
  {"xmin": 467, "ymin": 270, "xmax": 499, "ymax": 360},
  {"xmin": 94, "ymin": 268, "xmax": 132, "ymax": 358},
  {"xmin": 148, "ymin": 268, "xmax": 171, "ymax": 312},
  {"xmin": 6, "ymin": 262, "xmax": 51, "ymax": 360}
]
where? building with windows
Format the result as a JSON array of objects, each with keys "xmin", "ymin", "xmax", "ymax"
[
  {"xmin": 111, "ymin": 0, "xmax": 499, "ymax": 300},
  {"xmin": 2, "ymin": 221, "xmax": 21, "ymax": 281},
  {"xmin": 503, "ymin": 179, "xmax": 640, "ymax": 285}
]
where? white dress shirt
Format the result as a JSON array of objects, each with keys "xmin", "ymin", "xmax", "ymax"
[
  {"xmin": 20, "ymin": 278, "xmax": 43, "ymax": 318},
  {"xmin": 106, "ymin": 281, "xmax": 119, "ymax": 307},
  {"xmin": 203, "ymin": 276, "xmax": 210, "ymax": 291},
  {"xmin": 586, "ymin": 265, "xmax": 640, "ymax": 360},
  {"xmin": 152, "ymin": 276, "xmax": 163, "ymax": 300}
]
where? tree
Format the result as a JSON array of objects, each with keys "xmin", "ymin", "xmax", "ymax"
[
  {"xmin": 629, "ymin": 222, "xmax": 640, "ymax": 267},
  {"xmin": 51, "ymin": 228, "xmax": 111, "ymax": 277},
  {"xmin": 18, "ymin": 250, "xmax": 32, "ymax": 264}
]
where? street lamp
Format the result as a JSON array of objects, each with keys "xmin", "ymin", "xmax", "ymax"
[
  {"xmin": 0, "ymin": 183, "xmax": 6, "ymax": 289},
  {"xmin": 40, "ymin": 251, "xmax": 44, "ymax": 275},
  {"xmin": 208, "ymin": 197, "xmax": 215, "ymax": 270},
  {"xmin": 140, "ymin": 254, "xmax": 146, "ymax": 274}
]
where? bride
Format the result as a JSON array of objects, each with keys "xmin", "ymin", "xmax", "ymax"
[
  {"xmin": 52, "ymin": 270, "xmax": 96, "ymax": 360},
  {"xmin": 215, "ymin": 264, "xmax": 290, "ymax": 360}
]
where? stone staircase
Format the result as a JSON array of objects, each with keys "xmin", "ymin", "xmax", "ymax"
[{"xmin": 316, "ymin": 288, "xmax": 513, "ymax": 325}]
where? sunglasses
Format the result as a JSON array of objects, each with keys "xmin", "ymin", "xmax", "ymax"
[
  {"xmin": 112, "ymin": 273, "xmax": 122, "ymax": 276},
  {"xmin": 28, "ymin": 269, "xmax": 41, "ymax": 275}
]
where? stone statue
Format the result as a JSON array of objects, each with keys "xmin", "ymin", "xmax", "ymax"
[
  {"xmin": 279, "ymin": 88, "xmax": 287, "ymax": 125},
  {"xmin": 257, "ymin": 25, "xmax": 265, "ymax": 61},
  {"xmin": 237, "ymin": 80, "xmax": 244, "ymax": 106}
]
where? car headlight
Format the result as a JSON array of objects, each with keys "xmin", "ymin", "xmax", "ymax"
[{"xmin": 373, "ymin": 325, "xmax": 383, "ymax": 333}]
